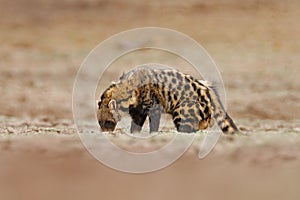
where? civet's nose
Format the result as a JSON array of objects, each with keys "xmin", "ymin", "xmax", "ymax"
[{"xmin": 104, "ymin": 120, "xmax": 116, "ymax": 129}]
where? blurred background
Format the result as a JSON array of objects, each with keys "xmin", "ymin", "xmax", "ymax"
[
  {"xmin": 1, "ymin": 0, "xmax": 299, "ymax": 120},
  {"xmin": 0, "ymin": 0, "xmax": 300, "ymax": 200}
]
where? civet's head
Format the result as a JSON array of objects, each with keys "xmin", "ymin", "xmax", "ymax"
[
  {"xmin": 97, "ymin": 70, "xmax": 142, "ymax": 131},
  {"xmin": 97, "ymin": 85, "xmax": 121, "ymax": 132}
]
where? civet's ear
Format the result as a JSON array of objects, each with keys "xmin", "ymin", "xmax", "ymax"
[
  {"xmin": 97, "ymin": 100, "xmax": 102, "ymax": 109},
  {"xmin": 108, "ymin": 99, "xmax": 117, "ymax": 110},
  {"xmin": 111, "ymin": 81, "xmax": 116, "ymax": 86}
]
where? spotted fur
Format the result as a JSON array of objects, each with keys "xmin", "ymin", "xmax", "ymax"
[{"xmin": 97, "ymin": 66, "xmax": 239, "ymax": 134}]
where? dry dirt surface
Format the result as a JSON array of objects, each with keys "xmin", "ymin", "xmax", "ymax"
[{"xmin": 0, "ymin": 0, "xmax": 300, "ymax": 200}]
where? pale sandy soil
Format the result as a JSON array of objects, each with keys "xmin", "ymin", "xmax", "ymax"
[{"xmin": 0, "ymin": 0, "xmax": 300, "ymax": 200}]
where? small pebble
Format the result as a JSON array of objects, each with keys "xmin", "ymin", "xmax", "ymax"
[{"xmin": 7, "ymin": 127, "xmax": 15, "ymax": 134}]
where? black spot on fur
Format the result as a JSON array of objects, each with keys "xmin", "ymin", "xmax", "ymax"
[
  {"xmin": 205, "ymin": 90, "xmax": 216, "ymax": 108},
  {"xmin": 173, "ymin": 111, "xmax": 179, "ymax": 118},
  {"xmin": 191, "ymin": 83, "xmax": 197, "ymax": 91},
  {"xmin": 161, "ymin": 86, "xmax": 166, "ymax": 97},
  {"xmin": 172, "ymin": 78, "xmax": 177, "ymax": 84},
  {"xmin": 222, "ymin": 125, "xmax": 229, "ymax": 133},
  {"xmin": 200, "ymin": 94, "xmax": 208, "ymax": 104},
  {"xmin": 195, "ymin": 80, "xmax": 206, "ymax": 87},
  {"xmin": 164, "ymin": 76, "xmax": 168, "ymax": 83},
  {"xmin": 183, "ymin": 114, "xmax": 191, "ymax": 119},
  {"xmin": 174, "ymin": 94, "xmax": 178, "ymax": 101},
  {"xmin": 197, "ymin": 88, "xmax": 201, "ymax": 97},
  {"xmin": 176, "ymin": 72, "xmax": 183, "ymax": 82},
  {"xmin": 188, "ymin": 102, "xmax": 194, "ymax": 107},
  {"xmin": 152, "ymin": 72, "xmax": 158, "ymax": 80},
  {"xmin": 177, "ymin": 124, "xmax": 195, "ymax": 133},
  {"xmin": 181, "ymin": 90, "xmax": 186, "ymax": 98},
  {"xmin": 188, "ymin": 108, "xmax": 195, "ymax": 115},
  {"xmin": 159, "ymin": 74, "xmax": 163, "ymax": 80},
  {"xmin": 170, "ymin": 104, "xmax": 175, "ymax": 112},
  {"xmin": 214, "ymin": 111, "xmax": 221, "ymax": 119},
  {"xmin": 173, "ymin": 118, "xmax": 181, "ymax": 126},
  {"xmin": 167, "ymin": 71, "xmax": 174, "ymax": 77},
  {"xmin": 185, "ymin": 76, "xmax": 190, "ymax": 83},
  {"xmin": 204, "ymin": 106, "xmax": 209, "ymax": 114},
  {"xmin": 168, "ymin": 91, "xmax": 172, "ymax": 101},
  {"xmin": 217, "ymin": 119, "xmax": 223, "ymax": 126},
  {"xmin": 184, "ymin": 84, "xmax": 190, "ymax": 90},
  {"xmin": 182, "ymin": 117, "xmax": 196, "ymax": 124},
  {"xmin": 180, "ymin": 109, "xmax": 185, "ymax": 115},
  {"xmin": 198, "ymin": 110, "xmax": 205, "ymax": 119}
]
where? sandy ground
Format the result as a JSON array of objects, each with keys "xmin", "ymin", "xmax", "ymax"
[{"xmin": 0, "ymin": 0, "xmax": 300, "ymax": 199}]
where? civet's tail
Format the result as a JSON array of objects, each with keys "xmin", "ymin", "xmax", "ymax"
[{"xmin": 207, "ymin": 86, "xmax": 239, "ymax": 134}]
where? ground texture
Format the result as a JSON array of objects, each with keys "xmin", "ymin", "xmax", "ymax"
[{"xmin": 0, "ymin": 0, "xmax": 300, "ymax": 200}]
